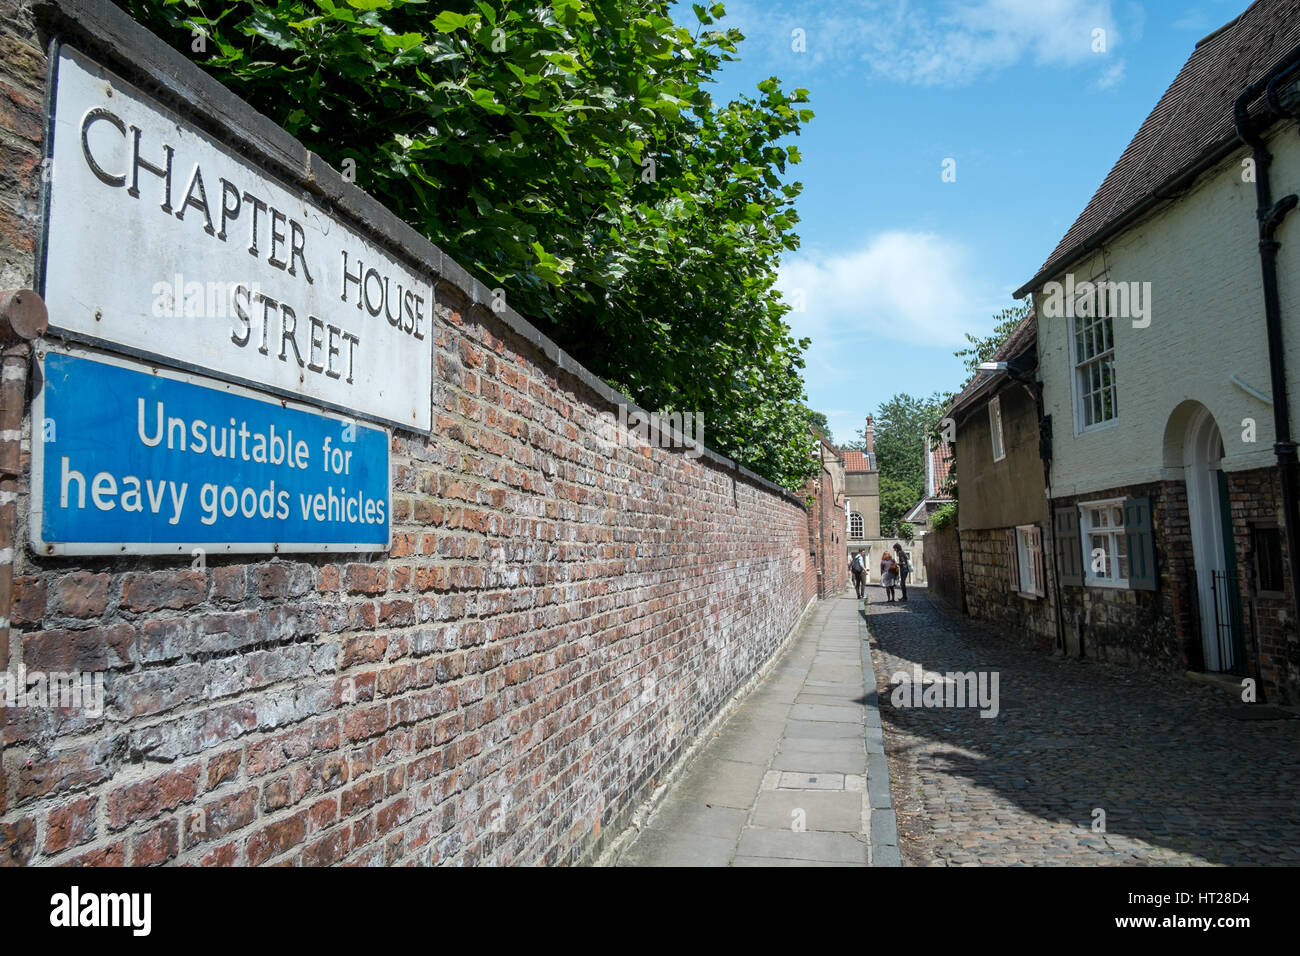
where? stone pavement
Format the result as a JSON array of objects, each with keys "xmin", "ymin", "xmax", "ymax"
[
  {"xmin": 866, "ymin": 585, "xmax": 1300, "ymax": 866},
  {"xmin": 614, "ymin": 592, "xmax": 898, "ymax": 866}
]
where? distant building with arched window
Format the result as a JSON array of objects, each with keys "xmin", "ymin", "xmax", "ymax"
[{"xmin": 845, "ymin": 415, "xmax": 929, "ymax": 586}]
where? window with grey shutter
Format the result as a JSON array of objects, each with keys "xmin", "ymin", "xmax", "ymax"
[
  {"xmin": 1029, "ymin": 525, "xmax": 1045, "ymax": 597},
  {"xmin": 1124, "ymin": 496, "xmax": 1157, "ymax": 591},
  {"xmin": 1005, "ymin": 528, "xmax": 1019, "ymax": 590},
  {"xmin": 1054, "ymin": 505, "xmax": 1083, "ymax": 586}
]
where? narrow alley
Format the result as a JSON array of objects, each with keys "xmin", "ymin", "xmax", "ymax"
[
  {"xmin": 614, "ymin": 593, "xmax": 897, "ymax": 866},
  {"xmin": 615, "ymin": 584, "xmax": 1300, "ymax": 867}
]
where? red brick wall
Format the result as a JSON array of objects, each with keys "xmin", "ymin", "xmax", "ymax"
[
  {"xmin": 922, "ymin": 525, "xmax": 963, "ymax": 611},
  {"xmin": 803, "ymin": 463, "xmax": 846, "ymax": 598},
  {"xmin": 0, "ymin": 0, "xmax": 817, "ymax": 866},
  {"xmin": 1226, "ymin": 468, "xmax": 1299, "ymax": 705}
]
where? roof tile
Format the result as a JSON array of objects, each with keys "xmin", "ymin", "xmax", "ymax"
[{"xmin": 1024, "ymin": 0, "xmax": 1300, "ymax": 291}]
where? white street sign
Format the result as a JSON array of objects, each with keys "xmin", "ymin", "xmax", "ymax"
[{"xmin": 41, "ymin": 46, "xmax": 434, "ymax": 432}]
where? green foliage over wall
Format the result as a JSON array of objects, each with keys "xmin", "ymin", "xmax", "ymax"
[
  {"xmin": 928, "ymin": 500, "xmax": 957, "ymax": 532},
  {"xmin": 116, "ymin": 0, "xmax": 820, "ymax": 488}
]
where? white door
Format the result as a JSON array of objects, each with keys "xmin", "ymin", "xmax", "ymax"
[{"xmin": 1184, "ymin": 408, "xmax": 1228, "ymax": 671}]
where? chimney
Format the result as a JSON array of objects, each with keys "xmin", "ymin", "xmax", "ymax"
[
  {"xmin": 925, "ymin": 435, "xmax": 933, "ymax": 497},
  {"xmin": 865, "ymin": 415, "xmax": 875, "ymax": 454}
]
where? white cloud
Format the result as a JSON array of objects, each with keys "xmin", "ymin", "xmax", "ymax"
[
  {"xmin": 1095, "ymin": 59, "xmax": 1127, "ymax": 90},
  {"xmin": 722, "ymin": 0, "xmax": 1126, "ymax": 87},
  {"xmin": 779, "ymin": 231, "xmax": 1002, "ymax": 352}
]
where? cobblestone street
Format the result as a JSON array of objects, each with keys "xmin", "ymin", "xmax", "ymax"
[{"xmin": 867, "ymin": 585, "xmax": 1300, "ymax": 865}]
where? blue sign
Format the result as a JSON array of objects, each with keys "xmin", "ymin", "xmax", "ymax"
[{"xmin": 33, "ymin": 350, "xmax": 390, "ymax": 554}]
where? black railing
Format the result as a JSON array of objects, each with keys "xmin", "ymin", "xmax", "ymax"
[{"xmin": 1209, "ymin": 570, "xmax": 1247, "ymax": 676}]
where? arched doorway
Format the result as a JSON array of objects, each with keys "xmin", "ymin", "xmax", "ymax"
[{"xmin": 1179, "ymin": 405, "xmax": 1243, "ymax": 672}]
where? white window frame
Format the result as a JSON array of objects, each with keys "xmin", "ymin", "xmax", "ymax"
[
  {"xmin": 989, "ymin": 395, "xmax": 1006, "ymax": 462},
  {"xmin": 1079, "ymin": 497, "xmax": 1129, "ymax": 588},
  {"xmin": 1014, "ymin": 524, "xmax": 1044, "ymax": 598},
  {"xmin": 1070, "ymin": 289, "xmax": 1118, "ymax": 434},
  {"xmin": 849, "ymin": 512, "xmax": 864, "ymax": 539}
]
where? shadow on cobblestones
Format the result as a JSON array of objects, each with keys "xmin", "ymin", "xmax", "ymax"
[{"xmin": 864, "ymin": 585, "xmax": 1300, "ymax": 866}]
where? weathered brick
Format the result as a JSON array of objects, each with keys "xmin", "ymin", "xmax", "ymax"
[
  {"xmin": 206, "ymin": 749, "xmax": 241, "ymax": 791},
  {"xmin": 340, "ymin": 775, "xmax": 384, "ymax": 817},
  {"xmin": 50, "ymin": 572, "xmax": 109, "ymax": 618},
  {"xmin": 343, "ymin": 704, "xmax": 389, "ymax": 743},
  {"xmin": 262, "ymin": 775, "xmax": 292, "ymax": 812},
  {"xmin": 23, "ymin": 623, "xmax": 135, "ymax": 672},
  {"xmin": 187, "ymin": 787, "xmax": 258, "ymax": 847},
  {"xmin": 299, "ymin": 828, "xmax": 349, "ymax": 866},
  {"xmin": 310, "ymin": 754, "xmax": 349, "ymax": 793},
  {"xmin": 121, "ymin": 570, "xmax": 207, "ymax": 611},
  {"xmin": 211, "ymin": 565, "xmax": 247, "ymax": 602},
  {"xmin": 10, "ymin": 575, "xmax": 46, "ymax": 625},
  {"xmin": 340, "ymin": 634, "xmax": 386, "ymax": 669},
  {"xmin": 246, "ymin": 727, "xmax": 313, "ymax": 777},
  {"xmin": 131, "ymin": 819, "xmax": 179, "ymax": 866},
  {"xmin": 43, "ymin": 795, "xmax": 98, "ymax": 854},
  {"xmin": 0, "ymin": 0, "xmax": 821, "ymax": 871},
  {"xmin": 0, "ymin": 818, "xmax": 35, "ymax": 866},
  {"xmin": 16, "ymin": 737, "xmax": 122, "ymax": 801},
  {"xmin": 199, "ymin": 841, "xmax": 239, "ymax": 867},
  {"xmin": 252, "ymin": 561, "xmax": 314, "ymax": 599},
  {"xmin": 344, "ymin": 565, "xmax": 387, "ymax": 594},
  {"xmin": 106, "ymin": 763, "xmax": 201, "ymax": 830},
  {"xmin": 246, "ymin": 810, "xmax": 308, "ymax": 866},
  {"xmin": 65, "ymin": 841, "xmax": 126, "ymax": 867}
]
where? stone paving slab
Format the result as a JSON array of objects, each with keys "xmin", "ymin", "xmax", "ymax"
[
  {"xmin": 614, "ymin": 592, "xmax": 898, "ymax": 867},
  {"xmin": 672, "ymin": 758, "xmax": 767, "ymax": 810},
  {"xmin": 771, "ymin": 748, "xmax": 866, "ymax": 774},
  {"xmin": 865, "ymin": 584, "xmax": 1300, "ymax": 866},
  {"xmin": 645, "ymin": 803, "xmax": 748, "ymax": 842},
  {"xmin": 789, "ymin": 703, "xmax": 864, "ymax": 723},
  {"xmin": 617, "ymin": 830, "xmax": 736, "ymax": 867},
  {"xmin": 735, "ymin": 828, "xmax": 870, "ymax": 864},
  {"xmin": 751, "ymin": 790, "xmax": 865, "ymax": 832},
  {"xmin": 730, "ymin": 856, "xmax": 867, "ymax": 867},
  {"xmin": 782, "ymin": 720, "xmax": 865, "ymax": 739}
]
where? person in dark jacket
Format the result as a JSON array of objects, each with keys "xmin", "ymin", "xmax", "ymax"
[{"xmin": 893, "ymin": 544, "xmax": 910, "ymax": 602}]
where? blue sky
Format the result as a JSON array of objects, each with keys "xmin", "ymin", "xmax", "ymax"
[{"xmin": 699, "ymin": 0, "xmax": 1253, "ymax": 447}]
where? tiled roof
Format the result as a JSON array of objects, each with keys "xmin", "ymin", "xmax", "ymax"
[
  {"xmin": 903, "ymin": 501, "xmax": 927, "ymax": 523},
  {"xmin": 928, "ymin": 439, "xmax": 953, "ymax": 499},
  {"xmin": 948, "ymin": 311, "xmax": 1038, "ymax": 414},
  {"xmin": 843, "ymin": 450, "xmax": 875, "ymax": 472},
  {"xmin": 1018, "ymin": 0, "xmax": 1300, "ymax": 296}
]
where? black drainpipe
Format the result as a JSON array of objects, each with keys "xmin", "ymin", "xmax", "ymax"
[{"xmin": 1234, "ymin": 51, "xmax": 1300, "ymax": 673}]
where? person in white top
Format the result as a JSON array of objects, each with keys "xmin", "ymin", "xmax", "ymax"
[{"xmin": 880, "ymin": 551, "xmax": 899, "ymax": 602}]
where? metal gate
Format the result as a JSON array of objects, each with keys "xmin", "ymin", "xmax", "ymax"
[{"xmin": 1209, "ymin": 569, "xmax": 1247, "ymax": 676}]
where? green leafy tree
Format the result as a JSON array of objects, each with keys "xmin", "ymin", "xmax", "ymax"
[
  {"xmin": 116, "ymin": 0, "xmax": 819, "ymax": 488},
  {"xmin": 806, "ymin": 409, "xmax": 831, "ymax": 441},
  {"xmin": 878, "ymin": 474, "xmax": 918, "ymax": 540},
  {"xmin": 941, "ymin": 301, "xmax": 1032, "ymax": 499},
  {"xmin": 928, "ymin": 500, "xmax": 957, "ymax": 532},
  {"xmin": 953, "ymin": 302, "xmax": 1031, "ymax": 376},
  {"xmin": 860, "ymin": 392, "xmax": 944, "ymax": 534}
]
